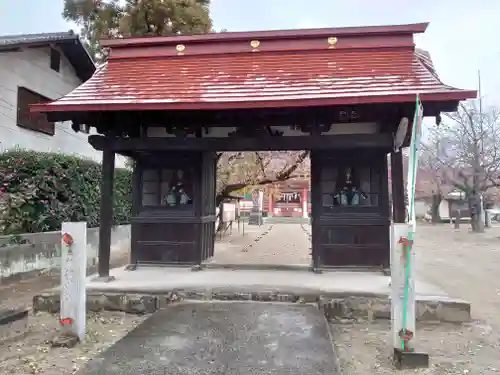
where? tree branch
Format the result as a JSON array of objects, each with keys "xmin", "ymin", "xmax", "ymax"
[{"xmin": 216, "ymin": 150, "xmax": 310, "ymax": 202}]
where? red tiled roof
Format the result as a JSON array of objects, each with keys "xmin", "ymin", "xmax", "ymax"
[{"xmin": 33, "ymin": 23, "xmax": 476, "ymax": 113}]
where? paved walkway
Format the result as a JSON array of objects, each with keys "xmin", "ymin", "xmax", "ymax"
[
  {"xmin": 79, "ymin": 302, "xmax": 339, "ymax": 375},
  {"xmin": 208, "ymin": 223, "xmax": 311, "ymax": 266},
  {"xmin": 86, "ymin": 266, "xmax": 448, "ymax": 298}
]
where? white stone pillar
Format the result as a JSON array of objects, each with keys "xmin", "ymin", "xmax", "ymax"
[
  {"xmin": 301, "ymin": 187, "xmax": 308, "ymax": 218},
  {"xmin": 60, "ymin": 222, "xmax": 87, "ymax": 342},
  {"xmin": 390, "ymin": 223, "xmax": 416, "ymax": 351},
  {"xmin": 302, "ymin": 200, "xmax": 308, "ymax": 218}
]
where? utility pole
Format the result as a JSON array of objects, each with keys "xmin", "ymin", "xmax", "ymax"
[{"xmin": 478, "ymin": 70, "xmax": 488, "ymax": 229}]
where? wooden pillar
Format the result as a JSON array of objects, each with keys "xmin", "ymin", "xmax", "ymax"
[
  {"xmin": 310, "ymin": 151, "xmax": 321, "ymax": 271},
  {"xmin": 129, "ymin": 160, "xmax": 141, "ymax": 266},
  {"xmin": 391, "ymin": 151, "xmax": 405, "ymax": 223},
  {"xmin": 97, "ymin": 148, "xmax": 115, "ymax": 279}
]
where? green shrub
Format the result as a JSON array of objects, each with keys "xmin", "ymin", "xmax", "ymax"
[{"xmin": 0, "ymin": 149, "xmax": 132, "ymax": 234}]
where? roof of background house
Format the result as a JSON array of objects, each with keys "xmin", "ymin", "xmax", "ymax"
[{"xmin": 0, "ymin": 31, "xmax": 95, "ymax": 81}]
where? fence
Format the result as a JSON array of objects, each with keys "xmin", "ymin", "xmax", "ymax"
[{"xmin": 0, "ymin": 225, "xmax": 130, "ymax": 281}]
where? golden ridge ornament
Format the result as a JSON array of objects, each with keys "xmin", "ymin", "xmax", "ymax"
[
  {"xmin": 250, "ymin": 40, "xmax": 260, "ymax": 52},
  {"xmin": 327, "ymin": 37, "xmax": 338, "ymax": 49},
  {"xmin": 176, "ymin": 44, "xmax": 186, "ymax": 55}
]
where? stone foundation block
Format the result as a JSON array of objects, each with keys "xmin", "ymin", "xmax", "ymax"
[
  {"xmin": 32, "ymin": 290, "xmax": 471, "ymax": 323},
  {"xmin": 33, "ymin": 294, "xmax": 60, "ymax": 314}
]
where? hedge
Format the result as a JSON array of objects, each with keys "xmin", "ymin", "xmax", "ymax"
[{"xmin": 0, "ymin": 150, "xmax": 132, "ymax": 235}]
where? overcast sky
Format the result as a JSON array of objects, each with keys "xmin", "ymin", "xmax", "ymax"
[{"xmin": 1, "ymin": 0, "xmax": 499, "ymax": 106}]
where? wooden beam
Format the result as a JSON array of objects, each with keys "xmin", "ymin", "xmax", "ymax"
[
  {"xmin": 391, "ymin": 151, "xmax": 406, "ymax": 223},
  {"xmin": 129, "ymin": 162, "xmax": 141, "ymax": 266},
  {"xmin": 97, "ymin": 148, "xmax": 115, "ymax": 279},
  {"xmin": 88, "ymin": 133, "xmax": 393, "ymax": 152}
]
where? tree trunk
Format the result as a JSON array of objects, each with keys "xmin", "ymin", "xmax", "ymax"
[
  {"xmin": 477, "ymin": 201, "xmax": 485, "ymax": 233},
  {"xmin": 431, "ymin": 193, "xmax": 442, "ymax": 223},
  {"xmin": 485, "ymin": 209, "xmax": 492, "ymax": 228},
  {"xmin": 468, "ymin": 195, "xmax": 485, "ymax": 233},
  {"xmin": 454, "ymin": 210, "xmax": 460, "ymax": 229}
]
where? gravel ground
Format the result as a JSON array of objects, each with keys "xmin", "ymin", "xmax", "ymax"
[
  {"xmin": 0, "ymin": 311, "xmax": 149, "ymax": 375},
  {"xmin": 3, "ymin": 223, "xmax": 500, "ymax": 374},
  {"xmin": 332, "ymin": 224, "xmax": 500, "ymax": 374},
  {"xmin": 0, "ymin": 231, "xmax": 266, "ymax": 374},
  {"xmin": 0, "ymin": 249, "xmax": 140, "ymax": 374}
]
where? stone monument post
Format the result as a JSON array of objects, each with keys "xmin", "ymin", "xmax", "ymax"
[
  {"xmin": 390, "ymin": 223, "xmax": 416, "ymax": 352},
  {"xmin": 60, "ymin": 222, "xmax": 87, "ymax": 343}
]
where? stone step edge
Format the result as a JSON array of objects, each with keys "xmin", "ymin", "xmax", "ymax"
[{"xmin": 32, "ymin": 291, "xmax": 470, "ymax": 323}]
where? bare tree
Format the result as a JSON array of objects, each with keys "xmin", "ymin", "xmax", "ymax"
[
  {"xmin": 430, "ymin": 101, "xmax": 500, "ymax": 231},
  {"xmin": 216, "ymin": 151, "xmax": 309, "ymax": 205},
  {"xmin": 213, "ymin": 151, "xmax": 309, "ymax": 232},
  {"xmin": 419, "ymin": 129, "xmax": 450, "ymax": 223}
]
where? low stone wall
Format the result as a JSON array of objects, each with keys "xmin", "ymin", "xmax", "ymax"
[
  {"xmin": 32, "ymin": 289, "xmax": 471, "ymax": 323},
  {"xmin": 0, "ymin": 225, "xmax": 130, "ymax": 282}
]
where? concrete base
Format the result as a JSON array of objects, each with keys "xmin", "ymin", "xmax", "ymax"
[
  {"xmin": 190, "ymin": 264, "xmax": 204, "ymax": 272},
  {"xmin": 33, "ymin": 267, "xmax": 471, "ymax": 323},
  {"xmin": 125, "ymin": 264, "xmax": 137, "ymax": 271},
  {"xmin": 51, "ymin": 332, "xmax": 79, "ymax": 348},
  {"xmin": 393, "ymin": 348, "xmax": 430, "ymax": 369},
  {"xmin": 91, "ymin": 275, "xmax": 116, "ymax": 283}
]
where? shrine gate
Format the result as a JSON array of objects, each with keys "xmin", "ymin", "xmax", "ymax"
[{"xmin": 32, "ymin": 23, "xmax": 475, "ymax": 277}]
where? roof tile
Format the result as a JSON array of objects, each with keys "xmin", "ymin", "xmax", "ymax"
[{"xmin": 43, "ymin": 49, "xmax": 473, "ymax": 111}]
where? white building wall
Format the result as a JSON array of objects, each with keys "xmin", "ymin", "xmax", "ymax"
[
  {"xmin": 414, "ymin": 200, "xmax": 429, "ymax": 218},
  {"xmin": 0, "ymin": 46, "xmax": 126, "ymax": 168}
]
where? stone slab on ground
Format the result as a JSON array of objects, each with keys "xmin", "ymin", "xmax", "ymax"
[
  {"xmin": 77, "ymin": 301, "xmax": 340, "ymax": 375},
  {"xmin": 33, "ymin": 267, "xmax": 471, "ymax": 323},
  {"xmin": 0, "ymin": 308, "xmax": 29, "ymax": 342}
]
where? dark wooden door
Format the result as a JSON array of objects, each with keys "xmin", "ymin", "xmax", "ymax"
[
  {"xmin": 130, "ymin": 152, "xmax": 216, "ymax": 266},
  {"xmin": 311, "ymin": 150, "xmax": 390, "ymax": 268}
]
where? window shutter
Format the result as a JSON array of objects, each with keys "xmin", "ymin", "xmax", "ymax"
[{"xmin": 16, "ymin": 87, "xmax": 55, "ymax": 136}]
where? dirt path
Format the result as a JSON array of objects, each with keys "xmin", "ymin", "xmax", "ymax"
[
  {"xmin": 332, "ymin": 224, "xmax": 500, "ymax": 374},
  {"xmin": 415, "ymin": 225, "xmax": 500, "ymax": 328},
  {"xmin": 209, "ymin": 223, "xmax": 311, "ymax": 265}
]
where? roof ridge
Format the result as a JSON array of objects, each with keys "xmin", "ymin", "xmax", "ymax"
[
  {"xmin": 101, "ymin": 23, "xmax": 429, "ymax": 49},
  {"xmin": 0, "ymin": 30, "xmax": 76, "ymax": 40}
]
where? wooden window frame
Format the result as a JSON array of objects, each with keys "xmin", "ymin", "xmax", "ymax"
[
  {"xmin": 141, "ymin": 167, "xmax": 195, "ymax": 210},
  {"xmin": 50, "ymin": 47, "xmax": 61, "ymax": 72},
  {"xmin": 16, "ymin": 87, "xmax": 55, "ymax": 136},
  {"xmin": 320, "ymin": 164, "xmax": 381, "ymax": 211}
]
